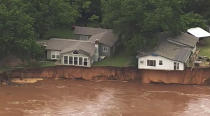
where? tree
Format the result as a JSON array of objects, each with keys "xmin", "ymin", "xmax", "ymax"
[
  {"xmin": 102, "ymin": 0, "xmax": 207, "ymax": 51},
  {"xmin": 22, "ymin": 0, "xmax": 79, "ymax": 39},
  {"xmin": 0, "ymin": 0, "xmax": 42, "ymax": 60},
  {"xmin": 71, "ymin": 0, "xmax": 102, "ymax": 26}
]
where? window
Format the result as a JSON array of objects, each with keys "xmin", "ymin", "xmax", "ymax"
[
  {"xmin": 140, "ymin": 61, "xmax": 144, "ymax": 64},
  {"xmin": 80, "ymin": 35, "xmax": 89, "ymax": 40},
  {"xmin": 69, "ymin": 56, "xmax": 73, "ymax": 65},
  {"xmin": 74, "ymin": 57, "xmax": 78, "ymax": 65},
  {"xmin": 147, "ymin": 60, "xmax": 156, "ymax": 66},
  {"xmin": 51, "ymin": 51, "xmax": 60, "ymax": 59},
  {"xmin": 52, "ymin": 55, "xmax": 56, "ymax": 59},
  {"xmin": 84, "ymin": 58, "xmax": 88, "ymax": 66},
  {"xmin": 64, "ymin": 56, "xmax": 68, "ymax": 64},
  {"xmin": 174, "ymin": 62, "xmax": 179, "ymax": 70},
  {"xmin": 79, "ymin": 57, "xmax": 83, "ymax": 65},
  {"xmin": 103, "ymin": 47, "xmax": 109, "ymax": 53},
  {"xmin": 73, "ymin": 51, "xmax": 79, "ymax": 54},
  {"xmin": 159, "ymin": 60, "xmax": 163, "ymax": 65}
]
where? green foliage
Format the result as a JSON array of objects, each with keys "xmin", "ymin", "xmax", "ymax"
[
  {"xmin": 102, "ymin": 0, "xmax": 208, "ymax": 51},
  {"xmin": 94, "ymin": 50, "xmax": 136, "ymax": 67},
  {"xmin": 0, "ymin": 0, "xmax": 41, "ymax": 60},
  {"xmin": 22, "ymin": 0, "xmax": 79, "ymax": 39},
  {"xmin": 0, "ymin": 0, "xmax": 210, "ymax": 62},
  {"xmin": 73, "ymin": 0, "xmax": 102, "ymax": 26}
]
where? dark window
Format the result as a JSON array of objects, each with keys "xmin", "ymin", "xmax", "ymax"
[
  {"xmin": 174, "ymin": 62, "xmax": 179, "ymax": 70},
  {"xmin": 140, "ymin": 61, "xmax": 144, "ymax": 64},
  {"xmin": 159, "ymin": 60, "xmax": 163, "ymax": 65},
  {"xmin": 147, "ymin": 60, "xmax": 156, "ymax": 66},
  {"xmin": 73, "ymin": 51, "xmax": 79, "ymax": 54},
  {"xmin": 64, "ymin": 56, "xmax": 68, "ymax": 64},
  {"xmin": 69, "ymin": 56, "xmax": 73, "ymax": 65},
  {"xmin": 79, "ymin": 57, "xmax": 83, "ymax": 65},
  {"xmin": 84, "ymin": 58, "xmax": 88, "ymax": 66},
  {"xmin": 74, "ymin": 57, "xmax": 78, "ymax": 65},
  {"xmin": 52, "ymin": 55, "xmax": 56, "ymax": 59}
]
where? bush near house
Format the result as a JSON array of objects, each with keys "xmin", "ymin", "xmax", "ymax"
[{"xmin": 198, "ymin": 39, "xmax": 210, "ymax": 58}]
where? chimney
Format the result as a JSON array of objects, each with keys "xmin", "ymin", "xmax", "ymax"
[
  {"xmin": 72, "ymin": 25, "xmax": 75, "ymax": 30},
  {"xmin": 94, "ymin": 39, "xmax": 99, "ymax": 62}
]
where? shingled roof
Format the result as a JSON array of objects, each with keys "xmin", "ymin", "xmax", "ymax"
[
  {"xmin": 89, "ymin": 30, "xmax": 118, "ymax": 47},
  {"xmin": 73, "ymin": 26, "xmax": 109, "ymax": 36},
  {"xmin": 46, "ymin": 38, "xmax": 96, "ymax": 57},
  {"xmin": 168, "ymin": 32, "xmax": 199, "ymax": 47},
  {"xmin": 137, "ymin": 41, "xmax": 192, "ymax": 63}
]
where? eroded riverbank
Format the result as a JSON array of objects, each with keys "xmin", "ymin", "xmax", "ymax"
[
  {"xmin": 0, "ymin": 79, "xmax": 210, "ymax": 116},
  {"xmin": 1, "ymin": 66, "xmax": 210, "ymax": 85}
]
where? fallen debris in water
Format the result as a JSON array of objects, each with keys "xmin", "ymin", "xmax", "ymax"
[{"xmin": 11, "ymin": 78, "xmax": 43, "ymax": 84}]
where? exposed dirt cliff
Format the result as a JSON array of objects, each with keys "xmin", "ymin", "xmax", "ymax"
[{"xmin": 1, "ymin": 66, "xmax": 210, "ymax": 85}]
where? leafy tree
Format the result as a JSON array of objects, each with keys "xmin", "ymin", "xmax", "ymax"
[
  {"xmin": 22, "ymin": 0, "xmax": 79, "ymax": 39},
  {"xmin": 0, "ymin": 0, "xmax": 42, "ymax": 60},
  {"xmin": 102, "ymin": 0, "xmax": 207, "ymax": 51},
  {"xmin": 71, "ymin": 0, "xmax": 102, "ymax": 26}
]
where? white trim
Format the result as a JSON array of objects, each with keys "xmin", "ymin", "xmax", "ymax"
[{"xmin": 51, "ymin": 51, "xmax": 60, "ymax": 60}]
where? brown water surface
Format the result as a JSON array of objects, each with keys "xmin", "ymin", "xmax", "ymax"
[{"xmin": 0, "ymin": 79, "xmax": 210, "ymax": 116}]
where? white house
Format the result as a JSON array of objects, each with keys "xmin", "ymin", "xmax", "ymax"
[{"xmin": 137, "ymin": 32, "xmax": 199, "ymax": 71}]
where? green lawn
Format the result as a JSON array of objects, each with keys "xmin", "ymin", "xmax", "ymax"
[
  {"xmin": 0, "ymin": 61, "xmax": 56, "ymax": 73},
  {"xmin": 44, "ymin": 28, "xmax": 76, "ymax": 39},
  {"xmin": 198, "ymin": 38, "xmax": 210, "ymax": 57},
  {"xmin": 94, "ymin": 50, "xmax": 137, "ymax": 67}
]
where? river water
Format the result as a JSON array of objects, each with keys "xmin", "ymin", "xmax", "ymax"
[{"xmin": 0, "ymin": 79, "xmax": 210, "ymax": 116}]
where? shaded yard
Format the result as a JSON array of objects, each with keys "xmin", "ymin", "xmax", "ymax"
[
  {"xmin": 94, "ymin": 50, "xmax": 137, "ymax": 67},
  {"xmin": 0, "ymin": 61, "xmax": 56, "ymax": 73},
  {"xmin": 44, "ymin": 28, "xmax": 76, "ymax": 39},
  {"xmin": 198, "ymin": 38, "xmax": 210, "ymax": 57}
]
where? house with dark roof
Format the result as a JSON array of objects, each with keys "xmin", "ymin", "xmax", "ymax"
[
  {"xmin": 137, "ymin": 32, "xmax": 199, "ymax": 70},
  {"xmin": 44, "ymin": 26, "xmax": 119, "ymax": 67},
  {"xmin": 73, "ymin": 26, "xmax": 119, "ymax": 57}
]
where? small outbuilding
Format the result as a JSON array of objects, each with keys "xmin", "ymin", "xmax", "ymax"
[{"xmin": 187, "ymin": 27, "xmax": 210, "ymax": 38}]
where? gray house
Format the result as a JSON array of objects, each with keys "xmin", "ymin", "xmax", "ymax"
[
  {"xmin": 44, "ymin": 26, "xmax": 119, "ymax": 67},
  {"xmin": 46, "ymin": 39, "xmax": 96, "ymax": 67},
  {"xmin": 73, "ymin": 26, "xmax": 119, "ymax": 58}
]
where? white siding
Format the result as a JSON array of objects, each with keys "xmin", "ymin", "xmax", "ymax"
[
  {"xmin": 138, "ymin": 56, "xmax": 184, "ymax": 71},
  {"xmin": 47, "ymin": 50, "xmax": 61, "ymax": 60}
]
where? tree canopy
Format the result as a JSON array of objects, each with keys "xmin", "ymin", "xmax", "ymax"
[
  {"xmin": 0, "ymin": 0, "xmax": 209, "ymax": 59},
  {"xmin": 101, "ymin": 0, "xmax": 208, "ymax": 51}
]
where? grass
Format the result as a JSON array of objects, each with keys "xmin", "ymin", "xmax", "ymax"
[
  {"xmin": 44, "ymin": 28, "xmax": 76, "ymax": 39},
  {"xmin": 94, "ymin": 50, "xmax": 137, "ymax": 67},
  {"xmin": 198, "ymin": 38, "xmax": 210, "ymax": 57},
  {"xmin": 0, "ymin": 61, "xmax": 56, "ymax": 73}
]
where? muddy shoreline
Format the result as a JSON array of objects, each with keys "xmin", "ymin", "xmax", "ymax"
[{"xmin": 1, "ymin": 66, "xmax": 210, "ymax": 85}]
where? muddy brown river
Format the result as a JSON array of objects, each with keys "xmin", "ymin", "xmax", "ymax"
[{"xmin": 0, "ymin": 79, "xmax": 210, "ymax": 116}]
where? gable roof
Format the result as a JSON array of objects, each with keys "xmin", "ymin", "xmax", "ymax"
[
  {"xmin": 89, "ymin": 30, "xmax": 118, "ymax": 47},
  {"xmin": 137, "ymin": 41, "xmax": 192, "ymax": 63},
  {"xmin": 187, "ymin": 27, "xmax": 210, "ymax": 38},
  {"xmin": 73, "ymin": 26, "xmax": 109, "ymax": 36},
  {"xmin": 46, "ymin": 38, "xmax": 96, "ymax": 57},
  {"xmin": 167, "ymin": 32, "xmax": 199, "ymax": 47}
]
